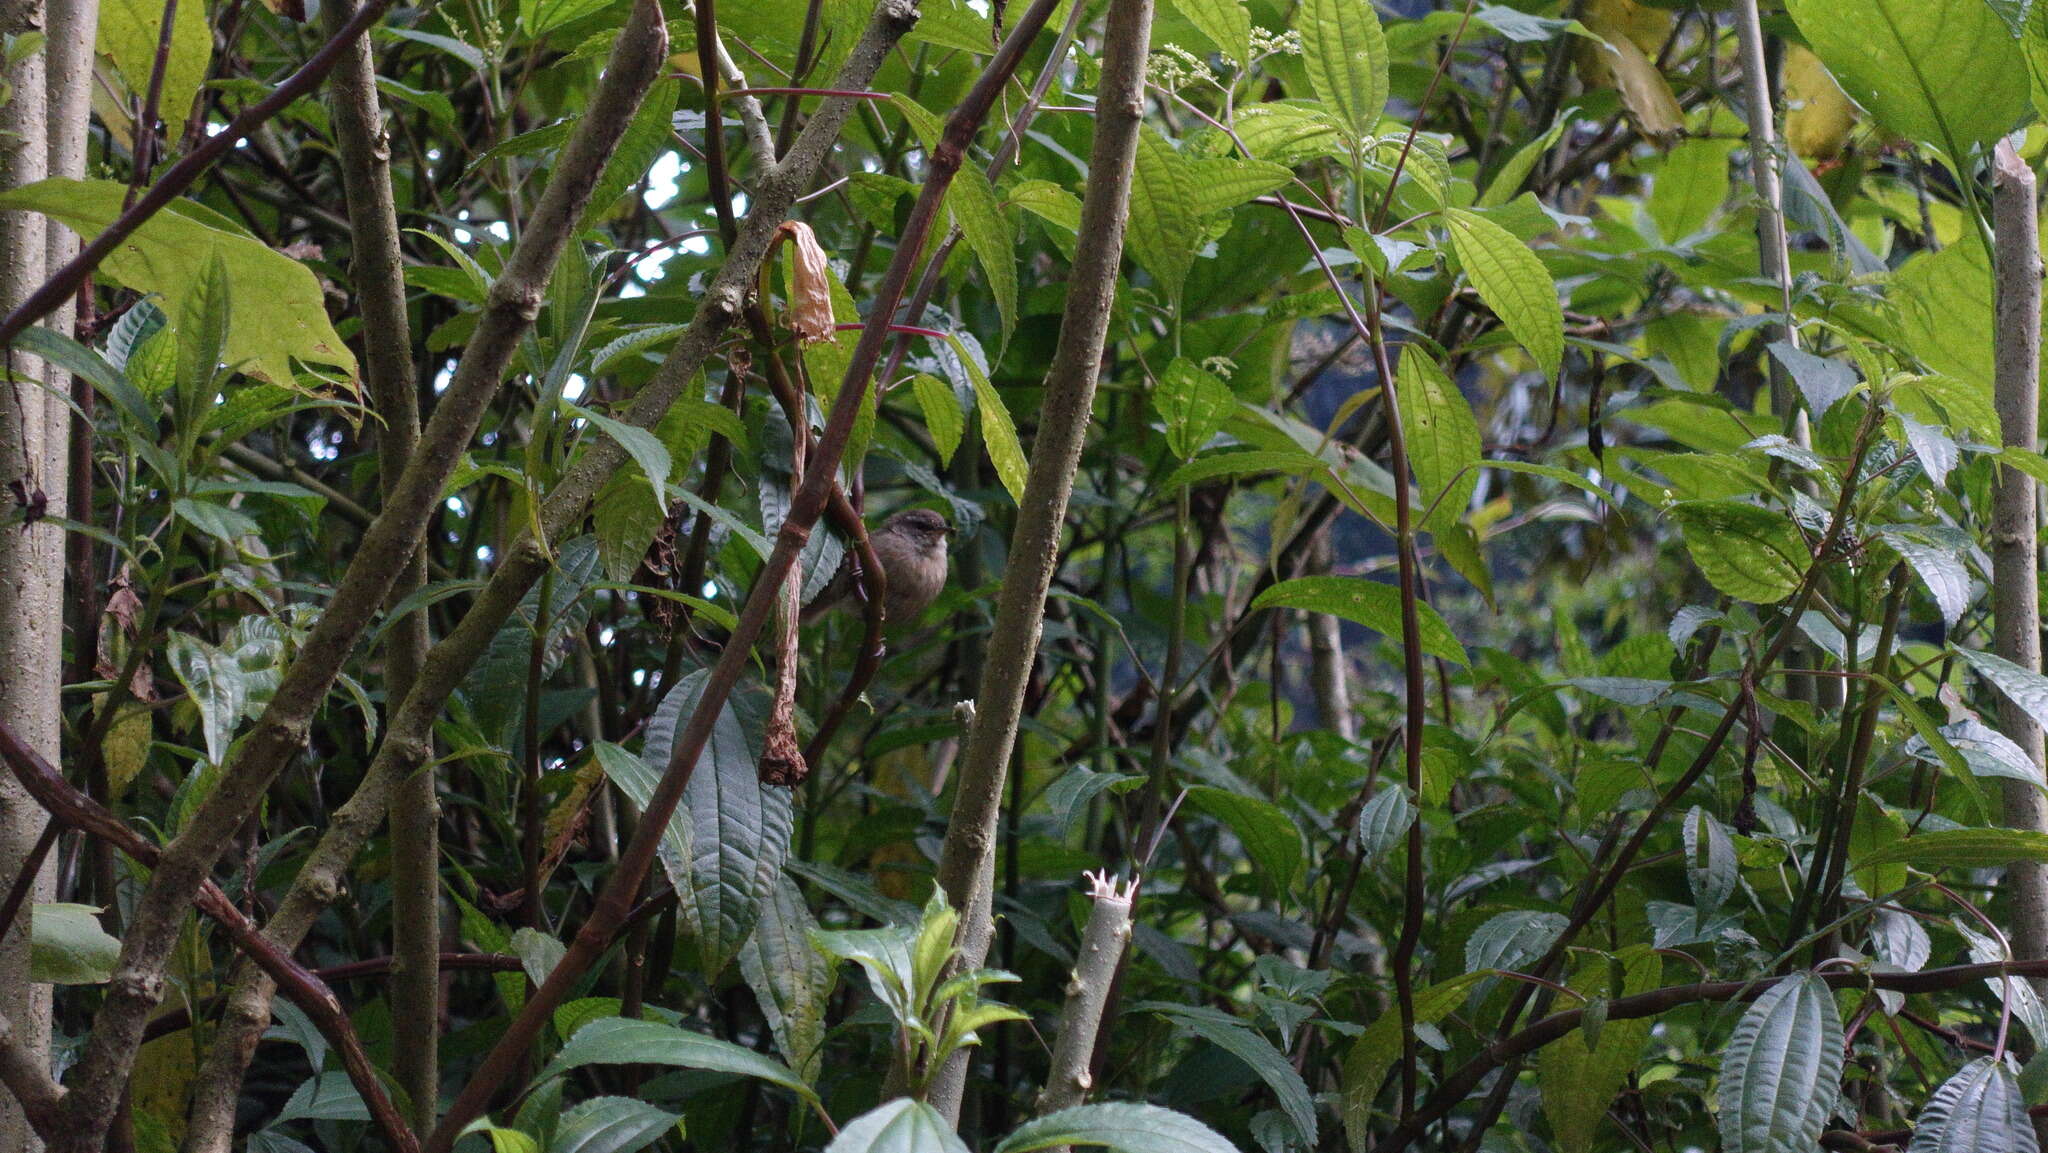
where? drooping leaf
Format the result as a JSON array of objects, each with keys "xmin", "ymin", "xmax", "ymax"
[
  {"xmin": 1465, "ymin": 910, "xmax": 1567, "ymax": 973},
  {"xmin": 0, "ymin": 179, "xmax": 355, "ymax": 385},
  {"xmin": 739, "ymin": 875, "xmax": 836, "ymax": 1084},
  {"xmin": 996, "ymin": 1103, "xmax": 1237, "ymax": 1153},
  {"xmin": 1128, "ymin": 128, "xmax": 1203, "ymax": 298},
  {"xmin": 547, "ymin": 1097, "xmax": 681, "ymax": 1153},
  {"xmin": 1186, "ymin": 787, "xmax": 1304, "ymax": 897},
  {"xmin": 1908, "ymin": 1058, "xmax": 2039, "ymax": 1153},
  {"xmin": 1251, "ymin": 576, "xmax": 1466, "ymax": 664},
  {"xmin": 1717, "ymin": 974, "xmax": 1845, "ymax": 1153},
  {"xmin": 1853, "ymin": 828, "xmax": 2048, "ymax": 872},
  {"xmin": 1393, "ymin": 350, "xmax": 1480, "ymax": 529},
  {"xmin": 97, "ymin": 0, "xmax": 212, "ymax": 148},
  {"xmin": 1445, "ymin": 208, "xmax": 1563, "ymax": 379},
  {"xmin": 541, "ymin": 1016, "xmax": 817, "ymax": 1102},
  {"xmin": 29, "ymin": 903, "xmax": 120, "ymax": 984},
  {"xmin": 167, "ymin": 632, "xmax": 248, "ymax": 766},
  {"xmin": 1151, "ymin": 1008, "xmax": 1317, "ymax": 1147}
]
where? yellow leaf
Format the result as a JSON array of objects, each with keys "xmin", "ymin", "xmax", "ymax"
[{"xmin": 1784, "ymin": 46, "xmax": 1857, "ymax": 162}]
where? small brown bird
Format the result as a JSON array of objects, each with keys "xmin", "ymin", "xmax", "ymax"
[{"xmin": 801, "ymin": 507, "xmax": 953, "ymax": 627}]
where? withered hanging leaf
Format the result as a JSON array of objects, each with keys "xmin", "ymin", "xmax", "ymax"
[{"xmin": 777, "ymin": 221, "xmax": 836, "ymax": 346}]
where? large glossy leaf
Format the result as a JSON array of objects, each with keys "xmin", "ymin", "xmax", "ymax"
[
  {"xmin": 1909, "ymin": 1058, "xmax": 2038, "ymax": 1153},
  {"xmin": 1717, "ymin": 974, "xmax": 1845, "ymax": 1153},
  {"xmin": 1251, "ymin": 576, "xmax": 1466, "ymax": 664},
  {"xmin": 1957, "ymin": 649, "xmax": 2048, "ymax": 734},
  {"xmin": 996, "ymin": 1103, "xmax": 1237, "ymax": 1153},
  {"xmin": 1539, "ymin": 946, "xmax": 1662, "ymax": 1151},
  {"xmin": 167, "ymin": 632, "xmax": 247, "ymax": 766},
  {"xmin": 539, "ymin": 1017, "xmax": 816, "ymax": 1103},
  {"xmin": 825, "ymin": 1100, "xmax": 969, "ymax": 1153},
  {"xmin": 1297, "ymin": 0, "xmax": 1389, "ymax": 143},
  {"xmin": 739, "ymin": 875, "xmax": 836, "ymax": 1084},
  {"xmin": 1668, "ymin": 501, "xmax": 1809, "ymax": 604},
  {"xmin": 1787, "ymin": 0, "xmax": 2026, "ymax": 152},
  {"xmin": 0, "ymin": 179, "xmax": 355, "ymax": 385},
  {"xmin": 1445, "ymin": 208, "xmax": 1562, "ymax": 378},
  {"xmin": 547, "ymin": 1097, "xmax": 681, "ymax": 1153},
  {"xmin": 618, "ymin": 670, "xmax": 791, "ymax": 978}
]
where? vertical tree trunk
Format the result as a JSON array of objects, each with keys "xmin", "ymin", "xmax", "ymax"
[
  {"xmin": 1990, "ymin": 141, "xmax": 2048, "ymax": 1042},
  {"xmin": 927, "ymin": 0, "xmax": 1154, "ymax": 1123},
  {"xmin": 1306, "ymin": 532, "xmax": 1355, "ymax": 740},
  {"xmin": 321, "ymin": 0, "xmax": 438, "ymax": 1126},
  {"xmin": 0, "ymin": 4, "xmax": 56, "ymax": 1152}
]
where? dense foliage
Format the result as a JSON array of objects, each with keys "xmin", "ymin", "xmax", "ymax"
[{"xmin": 11, "ymin": 0, "xmax": 2048, "ymax": 1151}]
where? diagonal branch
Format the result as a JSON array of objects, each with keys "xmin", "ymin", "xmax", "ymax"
[{"xmin": 0, "ymin": 720, "xmax": 417, "ymax": 1153}]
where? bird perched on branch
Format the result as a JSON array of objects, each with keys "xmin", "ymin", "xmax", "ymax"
[{"xmin": 801, "ymin": 507, "xmax": 954, "ymax": 628}]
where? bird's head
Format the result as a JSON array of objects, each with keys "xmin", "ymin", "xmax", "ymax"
[{"xmin": 885, "ymin": 507, "xmax": 954, "ymax": 554}]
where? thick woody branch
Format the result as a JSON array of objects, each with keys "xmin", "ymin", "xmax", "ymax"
[
  {"xmin": 48, "ymin": 7, "xmax": 669, "ymax": 1141},
  {"xmin": 927, "ymin": 0, "xmax": 1154, "ymax": 1121},
  {"xmin": 424, "ymin": 5, "xmax": 1068, "ymax": 1145},
  {"xmin": 1037, "ymin": 873, "xmax": 1136, "ymax": 1115}
]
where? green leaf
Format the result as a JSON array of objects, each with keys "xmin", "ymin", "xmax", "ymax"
[
  {"xmin": 1007, "ymin": 179, "xmax": 1083, "ymax": 234},
  {"xmin": 1466, "ymin": 910, "xmax": 1567, "ymax": 973},
  {"xmin": 606, "ymin": 670, "xmax": 791, "ymax": 978},
  {"xmin": 1171, "ymin": 0, "xmax": 1251, "ymax": 65},
  {"xmin": 1717, "ymin": 974, "xmax": 1846, "ymax": 1153},
  {"xmin": 1155, "ymin": 359, "xmax": 1235, "ymax": 459},
  {"xmin": 167, "ymin": 632, "xmax": 247, "ymax": 766},
  {"xmin": 910, "ymin": 373, "xmax": 965, "ymax": 466},
  {"xmin": 997, "ymin": 1103, "xmax": 1236, "ymax": 1153},
  {"xmin": 1908, "ymin": 1057, "xmax": 2039, "ymax": 1153},
  {"xmin": 1539, "ymin": 947, "xmax": 1661, "ymax": 1150},
  {"xmin": 539, "ymin": 1017, "xmax": 817, "ymax": 1104},
  {"xmin": 1341, "ymin": 972, "xmax": 1491, "ymax": 1146},
  {"xmin": 0, "ymin": 180, "xmax": 355, "ymax": 385},
  {"xmin": 1854, "ymin": 828, "xmax": 2048, "ymax": 872},
  {"xmin": 936, "ymin": 333, "xmax": 1027, "ymax": 503},
  {"xmin": 1668, "ymin": 501, "xmax": 1809, "ymax": 604},
  {"xmin": 520, "ymin": 0, "xmax": 611, "ymax": 36},
  {"xmin": 1186, "ymin": 786, "xmax": 1304, "ymax": 897},
  {"xmin": 948, "ymin": 166, "xmax": 1017, "ymax": 346},
  {"xmin": 1297, "ymin": 0, "xmax": 1389, "ymax": 143},
  {"xmin": 98, "ymin": 0, "xmax": 211, "ymax": 142},
  {"xmin": 10, "ymin": 325, "xmax": 155, "ymax": 430},
  {"xmin": 177, "ymin": 250, "xmax": 233, "ymax": 401},
  {"xmin": 1356, "ymin": 786, "xmax": 1413, "ymax": 863},
  {"xmin": 592, "ymin": 471, "xmax": 665, "ymax": 585},
  {"xmin": 276, "ymin": 1073, "xmax": 370, "ymax": 1124},
  {"xmin": 547, "ymin": 1097, "xmax": 681, "ymax": 1153},
  {"xmin": 1394, "ymin": 350, "xmax": 1480, "ymax": 529},
  {"xmin": 1479, "ymin": 109, "xmax": 1573, "ymax": 207},
  {"xmin": 1648, "ymin": 137, "xmax": 1738, "ymax": 243},
  {"xmin": 569, "ymin": 403, "xmax": 671, "ymax": 501},
  {"xmin": 1151, "ymin": 1008, "xmax": 1317, "ymax": 1146},
  {"xmin": 1445, "ymin": 208, "xmax": 1563, "ymax": 379},
  {"xmin": 1128, "ymin": 128, "xmax": 1202, "ymax": 298},
  {"xmin": 1183, "ymin": 156, "xmax": 1295, "ymax": 218},
  {"xmin": 826, "ymin": 1099, "xmax": 968, "ymax": 1153},
  {"xmin": 30, "ymin": 903, "xmax": 119, "ymax": 984},
  {"xmin": 1786, "ymin": 0, "xmax": 2027, "ymax": 153},
  {"xmin": 739, "ymin": 875, "xmax": 836, "ymax": 1084},
  {"xmin": 1957, "ymin": 649, "xmax": 2048, "ymax": 734},
  {"xmin": 1251, "ymin": 575, "xmax": 1467, "ymax": 664}
]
